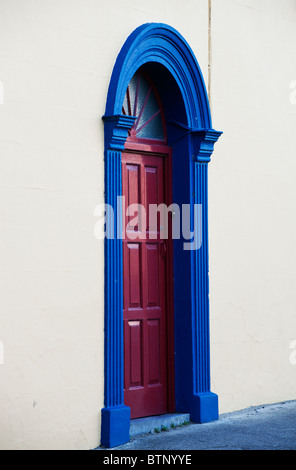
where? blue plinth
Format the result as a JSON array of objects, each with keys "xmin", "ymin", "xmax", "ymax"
[
  {"xmin": 101, "ymin": 405, "xmax": 131, "ymax": 448},
  {"xmin": 191, "ymin": 392, "xmax": 219, "ymax": 424}
]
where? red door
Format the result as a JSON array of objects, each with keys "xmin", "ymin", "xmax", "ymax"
[{"xmin": 122, "ymin": 150, "xmax": 173, "ymax": 419}]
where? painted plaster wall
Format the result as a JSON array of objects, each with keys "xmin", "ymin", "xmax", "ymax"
[
  {"xmin": 0, "ymin": 0, "xmax": 208, "ymax": 450},
  {"xmin": 209, "ymin": 0, "xmax": 296, "ymax": 413},
  {"xmin": 1, "ymin": 0, "xmax": 295, "ymax": 451}
]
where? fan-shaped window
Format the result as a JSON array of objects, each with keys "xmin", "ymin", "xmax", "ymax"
[{"xmin": 122, "ymin": 71, "xmax": 166, "ymax": 141}]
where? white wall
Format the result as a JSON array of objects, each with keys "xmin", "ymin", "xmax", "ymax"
[
  {"xmin": 0, "ymin": 0, "xmax": 208, "ymax": 450},
  {"xmin": 209, "ymin": 0, "xmax": 296, "ymax": 413},
  {"xmin": 1, "ymin": 0, "xmax": 295, "ymax": 450}
]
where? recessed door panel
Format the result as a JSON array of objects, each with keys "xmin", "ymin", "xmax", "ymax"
[
  {"xmin": 148, "ymin": 319, "xmax": 161, "ymax": 385},
  {"xmin": 146, "ymin": 243, "xmax": 159, "ymax": 307}
]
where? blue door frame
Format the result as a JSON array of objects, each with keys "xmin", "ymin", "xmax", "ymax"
[{"xmin": 101, "ymin": 23, "xmax": 222, "ymax": 448}]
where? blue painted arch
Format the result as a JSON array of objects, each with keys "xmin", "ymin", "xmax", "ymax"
[
  {"xmin": 105, "ymin": 23, "xmax": 212, "ymax": 130},
  {"xmin": 101, "ymin": 23, "xmax": 222, "ymax": 448}
]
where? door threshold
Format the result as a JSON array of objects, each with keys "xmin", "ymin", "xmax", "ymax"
[{"xmin": 130, "ymin": 413, "xmax": 191, "ymax": 438}]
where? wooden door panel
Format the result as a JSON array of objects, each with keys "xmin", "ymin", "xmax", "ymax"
[
  {"xmin": 144, "ymin": 166, "xmax": 159, "ymax": 238},
  {"xmin": 126, "ymin": 242, "xmax": 141, "ymax": 309},
  {"xmin": 122, "ymin": 151, "xmax": 170, "ymax": 419},
  {"xmin": 127, "ymin": 320, "xmax": 143, "ymax": 387},
  {"xmin": 147, "ymin": 319, "xmax": 161, "ymax": 385},
  {"xmin": 146, "ymin": 243, "xmax": 159, "ymax": 307},
  {"xmin": 125, "ymin": 164, "xmax": 141, "ymax": 236}
]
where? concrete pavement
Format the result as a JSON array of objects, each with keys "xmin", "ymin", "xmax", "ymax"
[{"xmin": 102, "ymin": 400, "xmax": 296, "ymax": 450}]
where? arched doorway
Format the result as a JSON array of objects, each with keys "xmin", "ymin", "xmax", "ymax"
[{"xmin": 101, "ymin": 23, "xmax": 222, "ymax": 448}]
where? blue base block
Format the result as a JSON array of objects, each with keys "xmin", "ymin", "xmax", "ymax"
[
  {"xmin": 190, "ymin": 392, "xmax": 219, "ymax": 424},
  {"xmin": 101, "ymin": 405, "xmax": 131, "ymax": 448}
]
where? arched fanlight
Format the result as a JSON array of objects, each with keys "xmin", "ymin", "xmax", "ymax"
[{"xmin": 122, "ymin": 71, "xmax": 165, "ymax": 141}]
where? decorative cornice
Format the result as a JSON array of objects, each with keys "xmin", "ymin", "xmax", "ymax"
[
  {"xmin": 191, "ymin": 128, "xmax": 223, "ymax": 163},
  {"xmin": 103, "ymin": 114, "xmax": 136, "ymax": 151},
  {"xmin": 169, "ymin": 120, "xmax": 223, "ymax": 163}
]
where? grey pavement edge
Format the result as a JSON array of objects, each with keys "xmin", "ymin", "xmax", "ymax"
[{"xmin": 98, "ymin": 400, "xmax": 296, "ymax": 450}]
